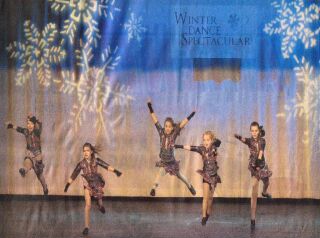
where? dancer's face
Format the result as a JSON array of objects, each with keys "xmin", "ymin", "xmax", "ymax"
[
  {"xmin": 203, "ymin": 134, "xmax": 213, "ymax": 149},
  {"xmin": 250, "ymin": 125, "xmax": 259, "ymax": 139},
  {"xmin": 83, "ymin": 146, "xmax": 92, "ymax": 159},
  {"xmin": 164, "ymin": 121, "xmax": 174, "ymax": 135},
  {"xmin": 27, "ymin": 120, "xmax": 34, "ymax": 132}
]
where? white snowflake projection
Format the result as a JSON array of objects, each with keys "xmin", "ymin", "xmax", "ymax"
[
  {"xmin": 277, "ymin": 56, "xmax": 320, "ymax": 146},
  {"xmin": 67, "ymin": 68, "xmax": 134, "ymax": 134},
  {"xmin": 76, "ymin": 40, "xmax": 93, "ymax": 72},
  {"xmin": 49, "ymin": 0, "xmax": 121, "ymax": 46},
  {"xmin": 124, "ymin": 12, "xmax": 147, "ymax": 43},
  {"xmin": 264, "ymin": 0, "xmax": 320, "ymax": 58},
  {"xmin": 53, "ymin": 43, "xmax": 133, "ymax": 134},
  {"xmin": 6, "ymin": 20, "xmax": 66, "ymax": 86},
  {"xmin": 53, "ymin": 40, "xmax": 92, "ymax": 94}
]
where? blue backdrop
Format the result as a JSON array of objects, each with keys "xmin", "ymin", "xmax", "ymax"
[{"xmin": 0, "ymin": 0, "xmax": 319, "ymax": 198}]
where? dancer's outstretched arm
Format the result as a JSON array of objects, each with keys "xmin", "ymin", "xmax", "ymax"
[
  {"xmin": 179, "ymin": 111, "xmax": 196, "ymax": 129},
  {"xmin": 96, "ymin": 158, "xmax": 122, "ymax": 177},
  {"xmin": 234, "ymin": 134, "xmax": 247, "ymax": 144},
  {"xmin": 175, "ymin": 144, "xmax": 201, "ymax": 153}
]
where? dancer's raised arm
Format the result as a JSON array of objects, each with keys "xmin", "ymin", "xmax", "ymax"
[
  {"xmin": 147, "ymin": 100, "xmax": 158, "ymax": 124},
  {"xmin": 179, "ymin": 111, "xmax": 196, "ymax": 129}
]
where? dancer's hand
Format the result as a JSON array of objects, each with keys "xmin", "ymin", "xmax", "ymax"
[
  {"xmin": 214, "ymin": 139, "xmax": 221, "ymax": 147},
  {"xmin": 6, "ymin": 122, "xmax": 13, "ymax": 129},
  {"xmin": 114, "ymin": 169, "xmax": 122, "ymax": 177},
  {"xmin": 234, "ymin": 134, "xmax": 241, "ymax": 140},
  {"xmin": 64, "ymin": 183, "xmax": 70, "ymax": 192},
  {"xmin": 187, "ymin": 111, "xmax": 196, "ymax": 121},
  {"xmin": 193, "ymin": 108, "xmax": 198, "ymax": 114},
  {"xmin": 147, "ymin": 100, "xmax": 153, "ymax": 113}
]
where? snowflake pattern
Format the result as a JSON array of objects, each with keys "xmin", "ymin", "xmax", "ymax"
[
  {"xmin": 6, "ymin": 21, "xmax": 66, "ymax": 86},
  {"xmin": 124, "ymin": 13, "xmax": 147, "ymax": 43},
  {"xmin": 7, "ymin": 1, "xmax": 131, "ymax": 136},
  {"xmin": 53, "ymin": 42, "xmax": 133, "ymax": 133},
  {"xmin": 264, "ymin": 0, "xmax": 320, "ymax": 58},
  {"xmin": 228, "ymin": 14, "xmax": 240, "ymax": 29},
  {"xmin": 277, "ymin": 56, "xmax": 320, "ymax": 146},
  {"xmin": 67, "ymin": 68, "xmax": 134, "ymax": 133},
  {"xmin": 49, "ymin": 0, "xmax": 121, "ymax": 46},
  {"xmin": 75, "ymin": 40, "xmax": 94, "ymax": 72}
]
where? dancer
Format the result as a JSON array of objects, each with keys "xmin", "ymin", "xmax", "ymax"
[
  {"xmin": 234, "ymin": 121, "xmax": 272, "ymax": 229},
  {"xmin": 175, "ymin": 131, "xmax": 221, "ymax": 225},
  {"xmin": 6, "ymin": 115, "xmax": 48, "ymax": 195},
  {"xmin": 147, "ymin": 100, "xmax": 196, "ymax": 196},
  {"xmin": 64, "ymin": 142, "xmax": 122, "ymax": 236}
]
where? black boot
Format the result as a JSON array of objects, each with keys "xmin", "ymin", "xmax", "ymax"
[
  {"xmin": 201, "ymin": 216, "xmax": 208, "ymax": 226},
  {"xmin": 251, "ymin": 219, "xmax": 255, "ymax": 229},
  {"xmin": 150, "ymin": 188, "xmax": 156, "ymax": 196},
  {"xmin": 201, "ymin": 212, "xmax": 210, "ymax": 226},
  {"xmin": 43, "ymin": 187, "xmax": 48, "ymax": 196},
  {"xmin": 82, "ymin": 227, "xmax": 89, "ymax": 235},
  {"xmin": 201, "ymin": 217, "xmax": 206, "ymax": 226},
  {"xmin": 96, "ymin": 199, "xmax": 106, "ymax": 214},
  {"xmin": 262, "ymin": 192, "xmax": 272, "ymax": 199},
  {"xmin": 188, "ymin": 185, "xmax": 196, "ymax": 196},
  {"xmin": 19, "ymin": 168, "xmax": 26, "ymax": 177},
  {"xmin": 98, "ymin": 205, "xmax": 106, "ymax": 214}
]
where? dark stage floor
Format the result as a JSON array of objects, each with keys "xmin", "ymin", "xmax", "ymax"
[{"xmin": 0, "ymin": 196, "xmax": 319, "ymax": 238}]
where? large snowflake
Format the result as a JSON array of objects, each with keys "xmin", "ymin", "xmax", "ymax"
[
  {"xmin": 264, "ymin": 0, "xmax": 320, "ymax": 58},
  {"xmin": 277, "ymin": 56, "xmax": 320, "ymax": 146},
  {"xmin": 6, "ymin": 21, "xmax": 66, "ymax": 86},
  {"xmin": 71, "ymin": 67, "xmax": 134, "ymax": 133},
  {"xmin": 124, "ymin": 12, "xmax": 147, "ymax": 43},
  {"xmin": 53, "ymin": 42, "xmax": 133, "ymax": 134},
  {"xmin": 49, "ymin": 0, "xmax": 121, "ymax": 46}
]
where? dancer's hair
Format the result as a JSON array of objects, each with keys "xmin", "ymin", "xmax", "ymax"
[
  {"xmin": 203, "ymin": 131, "xmax": 215, "ymax": 141},
  {"xmin": 83, "ymin": 142, "xmax": 102, "ymax": 157}
]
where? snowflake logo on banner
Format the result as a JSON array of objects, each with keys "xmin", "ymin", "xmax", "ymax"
[
  {"xmin": 6, "ymin": 21, "xmax": 66, "ymax": 86},
  {"xmin": 124, "ymin": 12, "xmax": 147, "ymax": 43},
  {"xmin": 49, "ymin": 0, "xmax": 121, "ymax": 46},
  {"xmin": 277, "ymin": 56, "xmax": 320, "ymax": 145},
  {"xmin": 53, "ymin": 42, "xmax": 134, "ymax": 133},
  {"xmin": 264, "ymin": 0, "xmax": 320, "ymax": 58},
  {"xmin": 228, "ymin": 14, "xmax": 240, "ymax": 29}
]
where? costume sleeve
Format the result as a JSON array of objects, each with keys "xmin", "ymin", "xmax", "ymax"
[
  {"xmin": 190, "ymin": 145, "xmax": 202, "ymax": 155},
  {"xmin": 34, "ymin": 121, "xmax": 42, "ymax": 136},
  {"xmin": 258, "ymin": 138, "xmax": 266, "ymax": 152},
  {"xmin": 96, "ymin": 158, "xmax": 110, "ymax": 170},
  {"xmin": 155, "ymin": 121, "xmax": 163, "ymax": 136},
  {"xmin": 244, "ymin": 138, "xmax": 251, "ymax": 146},
  {"xmin": 16, "ymin": 126, "xmax": 27, "ymax": 135},
  {"xmin": 70, "ymin": 162, "xmax": 82, "ymax": 181}
]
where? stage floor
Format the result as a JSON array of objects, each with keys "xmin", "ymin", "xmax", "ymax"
[{"xmin": 0, "ymin": 197, "xmax": 319, "ymax": 238}]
